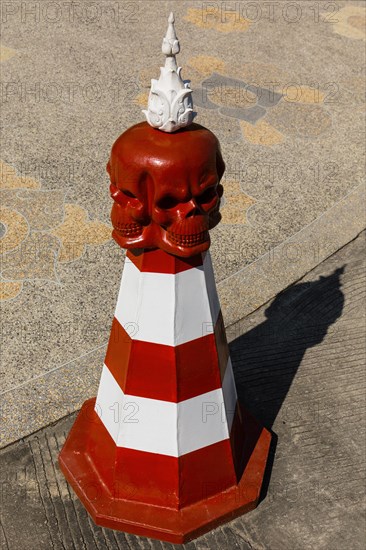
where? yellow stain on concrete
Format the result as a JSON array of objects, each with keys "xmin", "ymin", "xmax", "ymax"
[
  {"xmin": 280, "ymin": 85, "xmax": 325, "ymax": 104},
  {"xmin": 324, "ymin": 5, "xmax": 365, "ymax": 40},
  {"xmin": 0, "ymin": 281, "xmax": 22, "ymax": 301},
  {"xmin": 240, "ymin": 120, "xmax": 284, "ymax": 146},
  {"xmin": 0, "ymin": 160, "xmax": 41, "ymax": 189},
  {"xmin": 133, "ymin": 91, "xmax": 149, "ymax": 107},
  {"xmin": 297, "ymin": 86, "xmax": 325, "ymax": 104},
  {"xmin": 0, "ymin": 44, "xmax": 16, "ymax": 62},
  {"xmin": 184, "ymin": 8, "xmax": 251, "ymax": 33},
  {"xmin": 187, "ymin": 55, "xmax": 226, "ymax": 77},
  {"xmin": 0, "ymin": 207, "xmax": 29, "ymax": 254},
  {"xmin": 220, "ymin": 181, "xmax": 256, "ymax": 225},
  {"xmin": 348, "ymin": 15, "xmax": 366, "ymax": 32},
  {"xmin": 51, "ymin": 203, "xmax": 111, "ymax": 263}
]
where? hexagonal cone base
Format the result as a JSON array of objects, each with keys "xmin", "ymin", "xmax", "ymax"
[{"xmin": 59, "ymin": 398, "xmax": 271, "ymax": 544}]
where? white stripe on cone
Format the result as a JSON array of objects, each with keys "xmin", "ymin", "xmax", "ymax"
[
  {"xmin": 95, "ymin": 358, "xmax": 237, "ymax": 457},
  {"xmin": 203, "ymin": 251, "xmax": 221, "ymax": 322},
  {"xmin": 114, "ymin": 255, "xmax": 220, "ymax": 346}
]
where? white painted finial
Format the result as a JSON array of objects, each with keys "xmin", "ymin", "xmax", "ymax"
[{"xmin": 143, "ymin": 12, "xmax": 195, "ymax": 133}]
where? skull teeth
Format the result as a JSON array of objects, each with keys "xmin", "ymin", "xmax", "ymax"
[
  {"xmin": 168, "ymin": 230, "xmax": 208, "ymax": 247},
  {"xmin": 114, "ymin": 222, "xmax": 143, "ymax": 237}
]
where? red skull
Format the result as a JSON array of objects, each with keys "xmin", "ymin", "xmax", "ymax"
[{"xmin": 108, "ymin": 122, "xmax": 225, "ymax": 257}]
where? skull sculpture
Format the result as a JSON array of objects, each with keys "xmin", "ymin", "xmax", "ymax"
[{"xmin": 108, "ymin": 121, "xmax": 225, "ymax": 258}]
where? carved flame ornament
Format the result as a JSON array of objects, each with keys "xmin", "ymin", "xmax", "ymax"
[{"xmin": 143, "ymin": 12, "xmax": 195, "ymax": 133}]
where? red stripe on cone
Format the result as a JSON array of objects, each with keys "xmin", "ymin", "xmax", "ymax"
[
  {"xmin": 127, "ymin": 248, "xmax": 204, "ymax": 274},
  {"xmin": 59, "ymin": 398, "xmax": 271, "ymax": 543},
  {"xmin": 83, "ymin": 404, "xmax": 237, "ymax": 508},
  {"xmin": 105, "ymin": 317, "xmax": 228, "ymax": 402},
  {"xmin": 59, "ymin": 243, "xmax": 272, "ymax": 543}
]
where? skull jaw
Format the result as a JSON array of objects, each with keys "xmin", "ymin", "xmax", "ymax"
[
  {"xmin": 112, "ymin": 223, "xmax": 212, "ymax": 258},
  {"xmin": 160, "ymin": 230, "xmax": 211, "ymax": 258}
]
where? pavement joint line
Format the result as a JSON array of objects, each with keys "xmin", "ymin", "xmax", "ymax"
[
  {"xmin": 218, "ymin": 181, "xmax": 366, "ymax": 286},
  {"xmin": 2, "ymin": 205, "xmax": 365, "ymax": 399},
  {"xmin": 1, "ymin": 232, "xmax": 364, "ymax": 547}
]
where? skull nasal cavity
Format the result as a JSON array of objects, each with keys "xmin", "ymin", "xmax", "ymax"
[
  {"xmin": 186, "ymin": 206, "xmax": 201, "ymax": 217},
  {"xmin": 157, "ymin": 196, "xmax": 180, "ymax": 209}
]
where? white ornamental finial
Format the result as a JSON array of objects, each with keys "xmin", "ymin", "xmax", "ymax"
[{"xmin": 143, "ymin": 12, "xmax": 195, "ymax": 133}]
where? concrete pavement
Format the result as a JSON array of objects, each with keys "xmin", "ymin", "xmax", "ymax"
[{"xmin": 1, "ymin": 231, "xmax": 365, "ymax": 550}]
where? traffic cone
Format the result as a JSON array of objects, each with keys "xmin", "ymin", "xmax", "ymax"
[
  {"xmin": 59, "ymin": 247, "xmax": 271, "ymax": 543},
  {"xmin": 59, "ymin": 12, "xmax": 271, "ymax": 543}
]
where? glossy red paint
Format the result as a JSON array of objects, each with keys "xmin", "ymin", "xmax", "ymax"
[
  {"xmin": 108, "ymin": 122, "xmax": 225, "ymax": 258},
  {"xmin": 59, "ymin": 399, "xmax": 271, "ymax": 544},
  {"xmin": 59, "ymin": 123, "xmax": 272, "ymax": 543},
  {"xmin": 126, "ymin": 247, "xmax": 204, "ymax": 274},
  {"xmin": 105, "ymin": 316, "xmax": 224, "ymax": 402}
]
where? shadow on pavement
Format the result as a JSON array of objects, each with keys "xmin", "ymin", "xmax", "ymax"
[{"xmin": 230, "ymin": 266, "xmax": 345, "ymax": 501}]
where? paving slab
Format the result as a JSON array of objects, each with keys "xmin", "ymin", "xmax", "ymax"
[
  {"xmin": 1, "ymin": 231, "xmax": 365, "ymax": 550},
  {"xmin": 1, "ymin": 1, "xmax": 365, "ymax": 444}
]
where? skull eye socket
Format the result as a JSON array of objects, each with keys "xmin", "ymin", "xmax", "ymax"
[
  {"xmin": 157, "ymin": 195, "xmax": 180, "ymax": 210},
  {"xmin": 122, "ymin": 189, "xmax": 137, "ymax": 199},
  {"xmin": 197, "ymin": 186, "xmax": 217, "ymax": 204}
]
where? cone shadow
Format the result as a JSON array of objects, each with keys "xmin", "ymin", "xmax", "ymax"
[{"xmin": 230, "ymin": 267, "xmax": 345, "ymax": 501}]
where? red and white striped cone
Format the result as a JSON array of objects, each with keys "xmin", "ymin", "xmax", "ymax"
[
  {"xmin": 59, "ymin": 247, "xmax": 271, "ymax": 543},
  {"xmin": 59, "ymin": 14, "xmax": 271, "ymax": 539}
]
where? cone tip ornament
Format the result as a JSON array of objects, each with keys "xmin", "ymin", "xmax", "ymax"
[{"xmin": 143, "ymin": 12, "xmax": 195, "ymax": 133}]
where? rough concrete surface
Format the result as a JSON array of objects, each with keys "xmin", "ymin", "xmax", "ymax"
[
  {"xmin": 1, "ymin": 232, "xmax": 365, "ymax": 550},
  {"xmin": 1, "ymin": 0, "xmax": 366, "ymax": 446}
]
